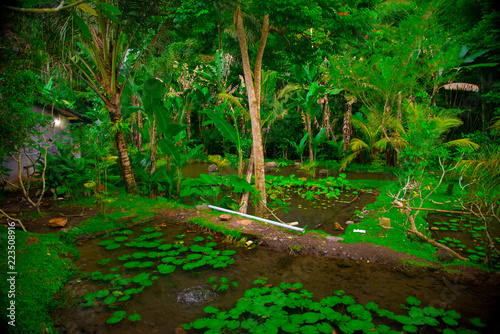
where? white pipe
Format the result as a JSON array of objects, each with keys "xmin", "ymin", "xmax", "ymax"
[{"xmin": 208, "ymin": 205, "xmax": 305, "ymax": 233}]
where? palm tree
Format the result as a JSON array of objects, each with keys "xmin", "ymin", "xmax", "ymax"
[
  {"xmin": 399, "ymin": 103, "xmax": 479, "ymax": 152},
  {"xmin": 41, "ymin": 1, "xmax": 165, "ymax": 194},
  {"xmin": 340, "ymin": 111, "xmax": 400, "ymax": 170}
]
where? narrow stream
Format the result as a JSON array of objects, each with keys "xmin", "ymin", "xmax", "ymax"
[{"xmin": 54, "ymin": 218, "xmax": 500, "ymax": 334}]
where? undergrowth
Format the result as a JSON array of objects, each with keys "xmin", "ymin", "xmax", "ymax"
[{"xmin": 0, "ymin": 230, "xmax": 77, "ymax": 333}]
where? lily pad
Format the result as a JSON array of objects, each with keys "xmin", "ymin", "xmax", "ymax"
[
  {"xmin": 96, "ymin": 289, "xmax": 110, "ymax": 298},
  {"xmin": 158, "ymin": 264, "xmax": 176, "ymax": 274},
  {"xmin": 143, "ymin": 227, "xmax": 156, "ymax": 233},
  {"xmin": 123, "ymin": 261, "xmax": 141, "ymax": 268},
  {"xmin": 138, "ymin": 261, "xmax": 154, "ymax": 268},
  {"xmin": 106, "ymin": 243, "xmax": 121, "ymax": 250},
  {"xmin": 107, "ymin": 311, "xmax": 127, "ymax": 324},
  {"xmin": 104, "ymin": 295, "xmax": 117, "ymax": 305},
  {"xmin": 158, "ymin": 243, "xmax": 173, "ymax": 251},
  {"xmin": 132, "ymin": 252, "xmax": 147, "ymax": 259},
  {"xmin": 144, "ymin": 232, "xmax": 163, "ymax": 239},
  {"xmin": 119, "ymin": 295, "xmax": 131, "ymax": 302},
  {"xmin": 221, "ymin": 250, "xmax": 236, "ymax": 256}
]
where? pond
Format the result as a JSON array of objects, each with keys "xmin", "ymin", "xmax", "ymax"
[
  {"xmin": 181, "ymin": 163, "xmax": 396, "ymax": 181},
  {"xmin": 427, "ymin": 213, "xmax": 500, "ymax": 267},
  {"xmin": 53, "ymin": 218, "xmax": 500, "ymax": 333},
  {"xmin": 181, "ymin": 163, "xmax": 384, "ymax": 235}
]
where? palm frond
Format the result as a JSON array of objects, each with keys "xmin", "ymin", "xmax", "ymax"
[
  {"xmin": 489, "ymin": 117, "xmax": 500, "ymax": 135},
  {"xmin": 373, "ymin": 137, "xmax": 388, "ymax": 151},
  {"xmin": 349, "ymin": 138, "xmax": 369, "ymax": 152},
  {"xmin": 218, "ymin": 93, "xmax": 250, "ymax": 120},
  {"xmin": 340, "ymin": 152, "xmax": 359, "ymax": 171},
  {"xmin": 443, "ymin": 138, "xmax": 479, "ymax": 150}
]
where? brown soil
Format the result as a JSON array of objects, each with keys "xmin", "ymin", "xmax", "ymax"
[{"xmin": 1, "ymin": 193, "xmax": 498, "ymax": 284}]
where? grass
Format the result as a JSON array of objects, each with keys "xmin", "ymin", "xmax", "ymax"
[
  {"xmin": 0, "ymin": 230, "xmax": 77, "ymax": 333},
  {"xmin": 400, "ymin": 258, "xmax": 432, "ymax": 268}
]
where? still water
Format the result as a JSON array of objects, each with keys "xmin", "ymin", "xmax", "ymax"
[{"xmin": 54, "ymin": 219, "xmax": 500, "ymax": 333}]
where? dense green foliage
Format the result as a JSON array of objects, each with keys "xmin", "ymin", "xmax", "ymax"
[{"xmin": 1, "ymin": 0, "xmax": 499, "ymax": 332}]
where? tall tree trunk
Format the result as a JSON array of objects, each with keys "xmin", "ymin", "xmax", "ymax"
[
  {"xmin": 397, "ymin": 91, "xmax": 402, "ymax": 125},
  {"xmin": 376, "ymin": 97, "xmax": 400, "ymax": 155},
  {"xmin": 108, "ymin": 102, "xmax": 138, "ymax": 195},
  {"xmin": 131, "ymin": 95, "xmax": 143, "ymax": 150},
  {"xmin": 343, "ymin": 101, "xmax": 352, "ymax": 154},
  {"xmin": 150, "ymin": 114, "xmax": 157, "ymax": 175},
  {"xmin": 307, "ymin": 113, "xmax": 313, "ymax": 162},
  {"xmin": 234, "ymin": 6, "xmax": 269, "ymax": 217},
  {"xmin": 239, "ymin": 148, "xmax": 254, "ymax": 214}
]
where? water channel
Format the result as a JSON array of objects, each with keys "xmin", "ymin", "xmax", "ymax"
[{"xmin": 53, "ymin": 218, "xmax": 500, "ymax": 333}]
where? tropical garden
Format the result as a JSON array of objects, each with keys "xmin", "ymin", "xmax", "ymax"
[{"xmin": 0, "ymin": 0, "xmax": 499, "ymax": 333}]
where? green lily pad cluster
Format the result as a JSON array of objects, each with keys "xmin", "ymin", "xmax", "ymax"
[
  {"xmin": 182, "ymin": 279, "xmax": 485, "ymax": 334},
  {"xmin": 429, "ymin": 215, "xmax": 499, "ymax": 268},
  {"xmin": 85, "ymin": 227, "xmax": 239, "ymax": 324},
  {"xmin": 265, "ymin": 174, "xmax": 361, "ymax": 214},
  {"xmin": 208, "ymin": 276, "xmax": 238, "ymax": 292},
  {"xmin": 106, "ymin": 311, "xmax": 141, "ymax": 324}
]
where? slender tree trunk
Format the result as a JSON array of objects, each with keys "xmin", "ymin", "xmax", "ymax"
[
  {"xmin": 150, "ymin": 114, "xmax": 157, "ymax": 175},
  {"xmin": 343, "ymin": 101, "xmax": 352, "ymax": 154},
  {"xmin": 375, "ymin": 97, "xmax": 400, "ymax": 155},
  {"xmin": 397, "ymin": 91, "xmax": 402, "ymax": 125},
  {"xmin": 239, "ymin": 148, "xmax": 254, "ymax": 214},
  {"xmin": 108, "ymin": 101, "xmax": 138, "ymax": 195},
  {"xmin": 234, "ymin": 6, "xmax": 269, "ymax": 217},
  {"xmin": 131, "ymin": 95, "xmax": 142, "ymax": 150},
  {"xmin": 307, "ymin": 113, "xmax": 313, "ymax": 162}
]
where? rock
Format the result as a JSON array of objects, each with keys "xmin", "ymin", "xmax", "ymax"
[
  {"xmin": 326, "ymin": 236, "xmax": 344, "ymax": 242},
  {"xmin": 318, "ymin": 169, "xmax": 329, "ymax": 177},
  {"xmin": 264, "ymin": 161, "xmax": 278, "ymax": 173},
  {"xmin": 379, "ymin": 217, "xmax": 391, "ymax": 228},
  {"xmin": 195, "ymin": 203, "xmax": 209, "ymax": 210},
  {"xmin": 434, "ymin": 248, "xmax": 455, "ymax": 263},
  {"xmin": 48, "ymin": 217, "xmax": 67, "ymax": 228},
  {"xmin": 116, "ymin": 215, "xmax": 139, "ymax": 223},
  {"xmin": 345, "ymin": 220, "xmax": 355, "ymax": 225},
  {"xmin": 175, "ymin": 326, "xmax": 188, "ymax": 334},
  {"xmin": 219, "ymin": 214, "xmax": 232, "ymax": 221},
  {"xmin": 177, "ymin": 286, "xmax": 215, "ymax": 304},
  {"xmin": 237, "ymin": 219, "xmax": 253, "ymax": 226},
  {"xmin": 208, "ymin": 164, "xmax": 218, "ymax": 173},
  {"xmin": 60, "ymin": 228, "xmax": 69, "ymax": 233}
]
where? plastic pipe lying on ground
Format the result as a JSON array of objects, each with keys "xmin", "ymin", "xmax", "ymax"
[{"xmin": 208, "ymin": 205, "xmax": 305, "ymax": 233}]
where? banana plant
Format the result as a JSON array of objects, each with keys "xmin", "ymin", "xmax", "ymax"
[
  {"xmin": 290, "ymin": 63, "xmax": 341, "ymax": 162},
  {"xmin": 286, "ymin": 131, "xmax": 309, "ymax": 163},
  {"xmin": 201, "ymin": 102, "xmax": 245, "ymax": 178}
]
